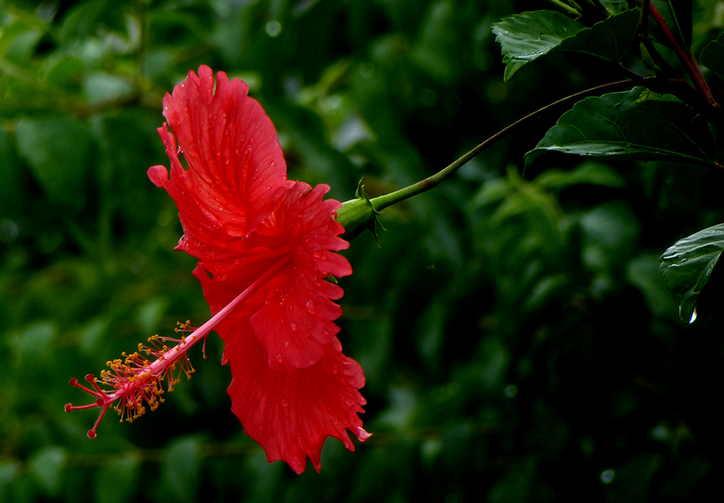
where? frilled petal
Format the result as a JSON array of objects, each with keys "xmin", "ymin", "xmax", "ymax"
[
  {"xmin": 196, "ymin": 181, "xmax": 352, "ymax": 372},
  {"xmin": 224, "ymin": 316, "xmax": 367, "ymax": 474},
  {"xmin": 148, "ymin": 66, "xmax": 367, "ymax": 474},
  {"xmin": 250, "ymin": 181, "xmax": 352, "ymax": 372},
  {"xmin": 147, "ymin": 65, "xmax": 287, "ymax": 260},
  {"xmin": 192, "ymin": 180, "xmax": 366, "ymax": 472}
]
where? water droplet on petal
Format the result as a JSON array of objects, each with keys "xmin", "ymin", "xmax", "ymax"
[
  {"xmin": 313, "ymin": 248, "xmax": 322, "ymax": 258},
  {"xmin": 306, "ymin": 300, "xmax": 316, "ymax": 315},
  {"xmin": 290, "ymin": 323, "xmax": 297, "ymax": 331},
  {"xmin": 276, "ymin": 354, "xmax": 283, "ymax": 363},
  {"xmin": 285, "ymin": 340, "xmax": 290, "ymax": 348},
  {"xmin": 320, "ymin": 254, "xmax": 328, "ymax": 261}
]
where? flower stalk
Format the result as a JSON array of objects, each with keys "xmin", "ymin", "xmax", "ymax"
[{"xmin": 364, "ymin": 80, "xmax": 635, "ymax": 213}]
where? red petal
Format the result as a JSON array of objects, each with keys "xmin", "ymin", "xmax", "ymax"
[
  {"xmin": 224, "ymin": 316, "xmax": 367, "ymax": 474},
  {"xmin": 196, "ymin": 181, "xmax": 353, "ymax": 372},
  {"xmin": 249, "ymin": 182, "xmax": 352, "ymax": 372},
  {"xmin": 148, "ymin": 65, "xmax": 287, "ymax": 261},
  {"xmin": 149, "ymin": 66, "xmax": 366, "ymax": 473},
  {"xmin": 191, "ymin": 181, "xmax": 367, "ymax": 472}
]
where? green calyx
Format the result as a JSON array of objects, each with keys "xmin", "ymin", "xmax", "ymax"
[{"xmin": 335, "ymin": 180, "xmax": 382, "ymax": 241}]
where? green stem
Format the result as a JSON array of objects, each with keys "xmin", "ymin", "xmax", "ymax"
[{"xmin": 370, "ymin": 79, "xmax": 634, "ymax": 212}]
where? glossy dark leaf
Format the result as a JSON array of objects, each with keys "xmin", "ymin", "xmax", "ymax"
[
  {"xmin": 493, "ymin": 10, "xmax": 584, "ymax": 81},
  {"xmin": 526, "ymin": 88, "xmax": 717, "ymax": 169},
  {"xmin": 660, "ymin": 223, "xmax": 724, "ymax": 323},
  {"xmin": 493, "ymin": 9, "xmax": 639, "ymax": 81}
]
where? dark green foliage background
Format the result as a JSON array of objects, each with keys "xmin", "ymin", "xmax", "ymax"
[{"xmin": 1, "ymin": 0, "xmax": 723, "ymax": 501}]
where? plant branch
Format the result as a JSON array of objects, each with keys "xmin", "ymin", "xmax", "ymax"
[
  {"xmin": 647, "ymin": 2, "xmax": 718, "ymax": 107},
  {"xmin": 370, "ymin": 80, "xmax": 635, "ymax": 212},
  {"xmin": 637, "ymin": 0, "xmax": 678, "ymax": 76}
]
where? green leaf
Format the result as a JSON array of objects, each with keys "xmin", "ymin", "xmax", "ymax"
[
  {"xmin": 659, "ymin": 223, "xmax": 724, "ymax": 323},
  {"xmin": 700, "ymin": 32, "xmax": 724, "ymax": 80},
  {"xmin": 599, "ymin": 0, "xmax": 632, "ymax": 15},
  {"xmin": 535, "ymin": 161, "xmax": 626, "ymax": 191},
  {"xmin": 0, "ymin": 21, "xmax": 33, "ymax": 57},
  {"xmin": 95, "ymin": 455, "xmax": 140, "ymax": 503},
  {"xmin": 493, "ymin": 11, "xmax": 583, "ymax": 81},
  {"xmin": 526, "ymin": 88, "xmax": 717, "ymax": 169},
  {"xmin": 28, "ymin": 447, "xmax": 66, "ymax": 497},
  {"xmin": 15, "ymin": 117, "xmax": 91, "ymax": 209},
  {"xmin": 410, "ymin": 0, "xmax": 458, "ymax": 84},
  {"xmin": 84, "ymin": 72, "xmax": 135, "ymax": 105},
  {"xmin": 160, "ymin": 436, "xmax": 201, "ymax": 503},
  {"xmin": 493, "ymin": 9, "xmax": 639, "ymax": 81},
  {"xmin": 0, "ymin": 461, "xmax": 20, "ymax": 498},
  {"xmin": 44, "ymin": 55, "xmax": 85, "ymax": 95}
]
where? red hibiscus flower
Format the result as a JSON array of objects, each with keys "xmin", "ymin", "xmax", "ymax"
[{"xmin": 67, "ymin": 66, "xmax": 369, "ymax": 474}]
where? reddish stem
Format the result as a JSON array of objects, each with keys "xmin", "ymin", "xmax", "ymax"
[{"xmin": 647, "ymin": 2, "xmax": 718, "ymax": 107}]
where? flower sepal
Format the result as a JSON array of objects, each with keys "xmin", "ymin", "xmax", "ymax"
[{"xmin": 335, "ymin": 180, "xmax": 382, "ymax": 241}]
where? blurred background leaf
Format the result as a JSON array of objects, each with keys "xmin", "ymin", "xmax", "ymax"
[{"xmin": 1, "ymin": 0, "xmax": 724, "ymax": 502}]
